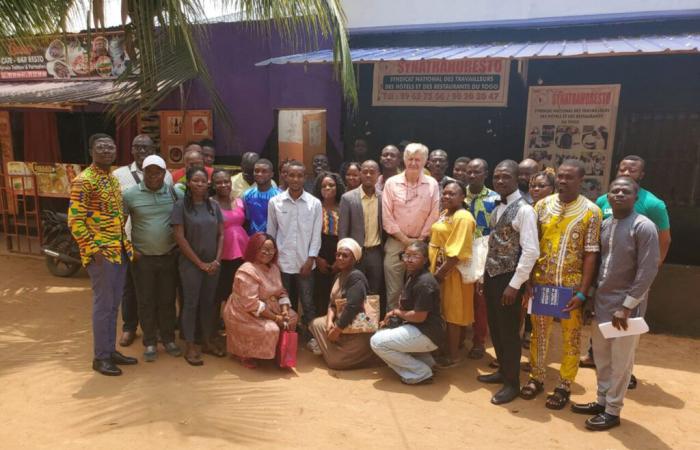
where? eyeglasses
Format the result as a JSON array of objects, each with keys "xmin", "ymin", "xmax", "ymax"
[
  {"xmin": 93, "ymin": 144, "xmax": 116, "ymax": 153},
  {"xmin": 259, "ymin": 248, "xmax": 276, "ymax": 255},
  {"xmin": 399, "ymin": 252, "xmax": 422, "ymax": 262}
]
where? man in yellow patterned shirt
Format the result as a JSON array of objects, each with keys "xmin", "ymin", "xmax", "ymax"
[
  {"xmin": 520, "ymin": 159, "xmax": 602, "ymax": 410},
  {"xmin": 68, "ymin": 133, "xmax": 136, "ymax": 376}
]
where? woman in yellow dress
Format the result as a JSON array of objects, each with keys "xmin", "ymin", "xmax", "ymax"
[{"xmin": 429, "ymin": 180, "xmax": 476, "ymax": 367}]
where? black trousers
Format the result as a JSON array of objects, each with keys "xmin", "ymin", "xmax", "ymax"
[
  {"xmin": 215, "ymin": 258, "xmax": 244, "ymax": 325},
  {"xmin": 484, "ymin": 271, "xmax": 523, "ymax": 388},
  {"xmin": 121, "ymin": 262, "xmax": 138, "ymax": 332},
  {"xmin": 358, "ymin": 246, "xmax": 385, "ymax": 314},
  {"xmin": 131, "ymin": 253, "xmax": 178, "ymax": 346}
]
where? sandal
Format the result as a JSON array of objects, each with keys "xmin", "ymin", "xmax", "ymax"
[
  {"xmin": 239, "ymin": 357, "xmax": 257, "ymax": 369},
  {"xmin": 201, "ymin": 344, "xmax": 226, "ymax": 358},
  {"xmin": 519, "ymin": 379, "xmax": 544, "ymax": 400},
  {"xmin": 467, "ymin": 346, "xmax": 485, "ymax": 360},
  {"xmin": 545, "ymin": 387, "xmax": 571, "ymax": 410},
  {"xmin": 184, "ymin": 354, "xmax": 203, "ymax": 366}
]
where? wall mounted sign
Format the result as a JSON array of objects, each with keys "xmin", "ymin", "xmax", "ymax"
[{"xmin": 372, "ymin": 59, "xmax": 510, "ymax": 107}]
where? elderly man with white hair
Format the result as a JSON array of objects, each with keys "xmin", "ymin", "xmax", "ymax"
[{"xmin": 381, "ymin": 143, "xmax": 440, "ymax": 310}]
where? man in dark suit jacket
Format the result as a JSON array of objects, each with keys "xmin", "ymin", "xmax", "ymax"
[{"xmin": 339, "ymin": 160, "xmax": 384, "ymax": 308}]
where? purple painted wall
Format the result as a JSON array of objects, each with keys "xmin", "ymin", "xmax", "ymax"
[{"xmin": 158, "ymin": 22, "xmax": 343, "ymax": 160}]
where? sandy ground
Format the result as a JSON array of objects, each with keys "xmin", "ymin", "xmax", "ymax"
[{"xmin": 1, "ymin": 255, "xmax": 699, "ymax": 450}]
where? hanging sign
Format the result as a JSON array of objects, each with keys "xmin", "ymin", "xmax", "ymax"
[
  {"xmin": 372, "ymin": 59, "xmax": 510, "ymax": 107},
  {"xmin": 523, "ymin": 84, "xmax": 621, "ymax": 200},
  {"xmin": 0, "ymin": 32, "xmax": 129, "ymax": 80}
]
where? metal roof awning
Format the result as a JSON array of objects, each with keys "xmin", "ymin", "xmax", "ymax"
[
  {"xmin": 256, "ymin": 33, "xmax": 700, "ymax": 65},
  {"xmin": 0, "ymin": 81, "xmax": 132, "ymax": 107}
]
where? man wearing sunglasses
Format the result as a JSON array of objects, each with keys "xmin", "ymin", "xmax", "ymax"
[{"xmin": 113, "ymin": 134, "xmax": 173, "ymax": 347}]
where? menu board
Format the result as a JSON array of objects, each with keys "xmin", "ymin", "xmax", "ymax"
[
  {"xmin": 6, "ymin": 161, "xmax": 82, "ymax": 198},
  {"xmin": 0, "ymin": 32, "xmax": 129, "ymax": 80}
]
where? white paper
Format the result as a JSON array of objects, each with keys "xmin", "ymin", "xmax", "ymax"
[{"xmin": 598, "ymin": 317, "xmax": 649, "ymax": 339}]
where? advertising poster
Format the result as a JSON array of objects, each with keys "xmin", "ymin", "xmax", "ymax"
[
  {"xmin": 523, "ymin": 84, "xmax": 621, "ymax": 199},
  {"xmin": 0, "ymin": 32, "xmax": 129, "ymax": 80},
  {"xmin": 6, "ymin": 161, "xmax": 82, "ymax": 198},
  {"xmin": 372, "ymin": 59, "xmax": 510, "ymax": 107}
]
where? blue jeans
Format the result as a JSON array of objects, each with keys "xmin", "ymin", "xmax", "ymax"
[
  {"xmin": 86, "ymin": 254, "xmax": 127, "ymax": 360},
  {"xmin": 370, "ymin": 324, "xmax": 437, "ymax": 384},
  {"xmin": 281, "ymin": 272, "xmax": 315, "ymax": 332}
]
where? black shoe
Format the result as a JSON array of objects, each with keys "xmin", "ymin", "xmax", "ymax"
[
  {"xmin": 628, "ymin": 374, "xmax": 637, "ymax": 390},
  {"xmin": 571, "ymin": 401, "xmax": 606, "ymax": 415},
  {"xmin": 491, "ymin": 385, "xmax": 520, "ymax": 405},
  {"xmin": 92, "ymin": 358, "xmax": 122, "ymax": 376},
  {"xmin": 585, "ymin": 412, "xmax": 620, "ymax": 431},
  {"xmin": 477, "ymin": 372, "xmax": 504, "ymax": 384},
  {"xmin": 111, "ymin": 351, "xmax": 138, "ymax": 365}
]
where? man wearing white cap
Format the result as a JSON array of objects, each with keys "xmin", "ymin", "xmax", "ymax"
[
  {"xmin": 113, "ymin": 134, "xmax": 173, "ymax": 347},
  {"xmin": 123, "ymin": 155, "xmax": 183, "ymax": 362}
]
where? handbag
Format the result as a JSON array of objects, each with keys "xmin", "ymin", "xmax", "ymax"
[
  {"xmin": 456, "ymin": 236, "xmax": 488, "ymax": 284},
  {"xmin": 276, "ymin": 324, "xmax": 298, "ymax": 369},
  {"xmin": 334, "ymin": 294, "xmax": 380, "ymax": 334}
]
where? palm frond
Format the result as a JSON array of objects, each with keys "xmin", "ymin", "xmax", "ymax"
[{"xmin": 225, "ymin": 0, "xmax": 357, "ymax": 106}]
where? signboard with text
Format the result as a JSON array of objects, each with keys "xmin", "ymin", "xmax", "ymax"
[
  {"xmin": 0, "ymin": 32, "xmax": 129, "ymax": 80},
  {"xmin": 523, "ymin": 84, "xmax": 620, "ymax": 200},
  {"xmin": 372, "ymin": 59, "xmax": 509, "ymax": 107},
  {"xmin": 6, "ymin": 161, "xmax": 82, "ymax": 198}
]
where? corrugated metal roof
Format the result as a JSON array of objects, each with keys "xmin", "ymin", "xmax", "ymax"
[
  {"xmin": 256, "ymin": 33, "xmax": 700, "ymax": 65},
  {"xmin": 0, "ymin": 81, "xmax": 129, "ymax": 105}
]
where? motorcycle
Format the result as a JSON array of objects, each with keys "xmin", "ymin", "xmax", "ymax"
[{"xmin": 41, "ymin": 210, "xmax": 82, "ymax": 277}]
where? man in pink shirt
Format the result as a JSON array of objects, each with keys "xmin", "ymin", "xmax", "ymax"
[{"xmin": 382, "ymin": 143, "xmax": 440, "ymax": 310}]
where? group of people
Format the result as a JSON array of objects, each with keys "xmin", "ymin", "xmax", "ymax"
[{"xmin": 68, "ymin": 133, "xmax": 670, "ymax": 432}]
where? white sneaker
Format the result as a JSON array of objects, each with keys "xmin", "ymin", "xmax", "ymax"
[{"xmin": 306, "ymin": 338, "xmax": 322, "ymax": 355}]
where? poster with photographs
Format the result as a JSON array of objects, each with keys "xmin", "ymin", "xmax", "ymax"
[{"xmin": 523, "ymin": 84, "xmax": 620, "ymax": 200}]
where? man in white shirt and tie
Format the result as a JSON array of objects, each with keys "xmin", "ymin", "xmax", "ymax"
[{"xmin": 476, "ymin": 160, "xmax": 539, "ymax": 405}]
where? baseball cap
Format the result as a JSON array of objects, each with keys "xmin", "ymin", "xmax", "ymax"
[{"xmin": 142, "ymin": 155, "xmax": 166, "ymax": 170}]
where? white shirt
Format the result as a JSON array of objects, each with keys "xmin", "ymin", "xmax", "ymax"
[
  {"xmin": 492, "ymin": 190, "xmax": 540, "ymax": 290},
  {"xmin": 266, "ymin": 190, "xmax": 322, "ymax": 274},
  {"xmin": 113, "ymin": 161, "xmax": 173, "ymax": 192},
  {"xmin": 112, "ymin": 162, "xmax": 174, "ymax": 238}
]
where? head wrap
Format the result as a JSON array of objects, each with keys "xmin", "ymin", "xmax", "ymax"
[{"xmin": 337, "ymin": 238, "xmax": 362, "ymax": 261}]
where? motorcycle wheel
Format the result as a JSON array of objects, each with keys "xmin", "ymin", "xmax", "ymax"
[{"xmin": 45, "ymin": 237, "xmax": 82, "ymax": 277}]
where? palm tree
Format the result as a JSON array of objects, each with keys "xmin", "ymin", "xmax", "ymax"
[{"xmin": 0, "ymin": 0, "xmax": 357, "ymax": 128}]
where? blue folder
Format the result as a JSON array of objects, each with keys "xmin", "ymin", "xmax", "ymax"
[{"xmin": 532, "ymin": 285, "xmax": 573, "ymax": 319}]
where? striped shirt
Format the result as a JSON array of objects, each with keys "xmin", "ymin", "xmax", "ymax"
[{"xmin": 68, "ymin": 165, "xmax": 132, "ymax": 266}]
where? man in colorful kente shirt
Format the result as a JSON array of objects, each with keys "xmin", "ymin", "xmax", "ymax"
[
  {"xmin": 519, "ymin": 159, "xmax": 602, "ymax": 410},
  {"xmin": 465, "ymin": 158, "xmax": 500, "ymax": 360},
  {"xmin": 68, "ymin": 133, "xmax": 137, "ymax": 376}
]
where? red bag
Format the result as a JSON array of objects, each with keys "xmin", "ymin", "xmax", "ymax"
[{"xmin": 276, "ymin": 328, "xmax": 298, "ymax": 369}]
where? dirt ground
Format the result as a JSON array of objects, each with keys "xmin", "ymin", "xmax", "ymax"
[{"xmin": 1, "ymin": 255, "xmax": 699, "ymax": 450}]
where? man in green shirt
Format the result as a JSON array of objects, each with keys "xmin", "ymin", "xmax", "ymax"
[
  {"xmin": 123, "ymin": 155, "xmax": 184, "ymax": 362},
  {"xmin": 595, "ymin": 155, "xmax": 671, "ymax": 261}
]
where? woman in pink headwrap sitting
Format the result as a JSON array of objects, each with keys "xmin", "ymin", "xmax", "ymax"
[{"xmin": 309, "ymin": 238, "xmax": 380, "ymax": 370}]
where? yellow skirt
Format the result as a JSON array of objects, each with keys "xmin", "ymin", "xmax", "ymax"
[{"xmin": 439, "ymin": 270, "xmax": 474, "ymax": 326}]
